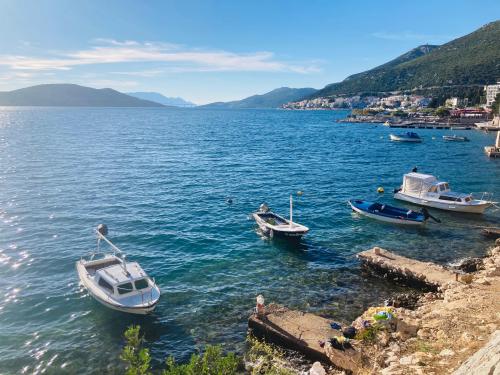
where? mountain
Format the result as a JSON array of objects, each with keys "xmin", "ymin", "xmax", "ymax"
[
  {"xmin": 202, "ymin": 87, "xmax": 317, "ymax": 109},
  {"xmin": 313, "ymin": 20, "xmax": 500, "ymax": 98},
  {"xmin": 127, "ymin": 92, "xmax": 195, "ymax": 107},
  {"xmin": 0, "ymin": 84, "xmax": 164, "ymax": 107}
]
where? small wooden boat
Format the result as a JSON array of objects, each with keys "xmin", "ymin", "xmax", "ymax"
[
  {"xmin": 348, "ymin": 199, "xmax": 439, "ymax": 226},
  {"xmin": 76, "ymin": 225, "xmax": 160, "ymax": 314},
  {"xmin": 389, "ymin": 132, "xmax": 422, "ymax": 143},
  {"xmin": 443, "ymin": 135, "xmax": 469, "ymax": 142},
  {"xmin": 253, "ymin": 196, "xmax": 309, "ymax": 239}
]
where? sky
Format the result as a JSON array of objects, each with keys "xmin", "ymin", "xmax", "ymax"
[{"xmin": 0, "ymin": 0, "xmax": 498, "ymax": 104}]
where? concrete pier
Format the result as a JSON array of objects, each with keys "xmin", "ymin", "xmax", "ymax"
[
  {"xmin": 248, "ymin": 304, "xmax": 366, "ymax": 373},
  {"xmin": 357, "ymin": 247, "xmax": 458, "ymax": 290}
]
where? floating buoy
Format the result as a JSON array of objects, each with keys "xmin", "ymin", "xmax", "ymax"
[
  {"xmin": 297, "ymin": 190, "xmax": 303, "ymax": 196},
  {"xmin": 377, "ymin": 187, "xmax": 385, "ymax": 194},
  {"xmin": 226, "ymin": 197, "xmax": 233, "ymax": 204}
]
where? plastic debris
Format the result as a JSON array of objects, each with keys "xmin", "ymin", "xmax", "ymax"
[{"xmin": 330, "ymin": 322, "xmax": 342, "ymax": 330}]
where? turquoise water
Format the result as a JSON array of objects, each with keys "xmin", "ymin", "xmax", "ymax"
[{"xmin": 0, "ymin": 107, "xmax": 499, "ymax": 374}]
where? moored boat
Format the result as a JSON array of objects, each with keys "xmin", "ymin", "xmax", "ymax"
[
  {"xmin": 348, "ymin": 199, "xmax": 436, "ymax": 226},
  {"xmin": 76, "ymin": 224, "xmax": 161, "ymax": 314},
  {"xmin": 253, "ymin": 196, "xmax": 309, "ymax": 239},
  {"xmin": 484, "ymin": 131, "xmax": 500, "ymax": 158},
  {"xmin": 389, "ymin": 132, "xmax": 422, "ymax": 142},
  {"xmin": 443, "ymin": 135, "xmax": 469, "ymax": 142},
  {"xmin": 393, "ymin": 172, "xmax": 493, "ymax": 214}
]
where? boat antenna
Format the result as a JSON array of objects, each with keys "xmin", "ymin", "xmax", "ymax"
[
  {"xmin": 95, "ymin": 224, "xmax": 128, "ymax": 274},
  {"xmin": 289, "ymin": 194, "xmax": 293, "ymax": 228}
]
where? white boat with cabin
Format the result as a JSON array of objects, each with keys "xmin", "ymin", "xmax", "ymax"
[
  {"xmin": 253, "ymin": 196, "xmax": 309, "ymax": 239},
  {"xmin": 76, "ymin": 224, "xmax": 160, "ymax": 314},
  {"xmin": 393, "ymin": 173, "xmax": 493, "ymax": 214}
]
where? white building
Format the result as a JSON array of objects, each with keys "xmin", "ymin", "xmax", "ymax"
[
  {"xmin": 485, "ymin": 81, "xmax": 500, "ymax": 107},
  {"xmin": 445, "ymin": 97, "xmax": 468, "ymax": 108}
]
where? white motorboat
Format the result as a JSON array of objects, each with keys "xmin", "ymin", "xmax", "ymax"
[
  {"xmin": 393, "ymin": 172, "xmax": 493, "ymax": 214},
  {"xmin": 443, "ymin": 135, "xmax": 469, "ymax": 142},
  {"xmin": 484, "ymin": 131, "xmax": 500, "ymax": 158},
  {"xmin": 389, "ymin": 132, "xmax": 422, "ymax": 142},
  {"xmin": 76, "ymin": 224, "xmax": 160, "ymax": 314},
  {"xmin": 253, "ymin": 196, "xmax": 309, "ymax": 239}
]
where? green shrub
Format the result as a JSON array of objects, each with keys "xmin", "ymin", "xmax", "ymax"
[
  {"xmin": 121, "ymin": 325, "xmax": 152, "ymax": 375},
  {"xmin": 121, "ymin": 326, "xmax": 240, "ymax": 375},
  {"xmin": 163, "ymin": 345, "xmax": 240, "ymax": 375},
  {"xmin": 245, "ymin": 336, "xmax": 296, "ymax": 375}
]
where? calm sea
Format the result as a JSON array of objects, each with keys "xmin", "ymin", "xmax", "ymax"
[{"xmin": 0, "ymin": 107, "xmax": 499, "ymax": 374}]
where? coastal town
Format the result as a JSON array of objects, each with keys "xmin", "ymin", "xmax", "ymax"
[{"xmin": 282, "ymin": 82, "xmax": 500, "ymax": 130}]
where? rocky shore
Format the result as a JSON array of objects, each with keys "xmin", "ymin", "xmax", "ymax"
[
  {"xmin": 367, "ymin": 242, "xmax": 500, "ymax": 375},
  {"xmin": 250, "ymin": 241, "xmax": 500, "ymax": 374}
]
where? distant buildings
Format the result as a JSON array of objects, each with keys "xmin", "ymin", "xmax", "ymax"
[
  {"xmin": 445, "ymin": 97, "xmax": 468, "ymax": 108},
  {"xmin": 484, "ymin": 81, "xmax": 500, "ymax": 107}
]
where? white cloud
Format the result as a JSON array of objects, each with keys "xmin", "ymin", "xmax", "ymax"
[{"xmin": 0, "ymin": 39, "xmax": 320, "ymax": 74}]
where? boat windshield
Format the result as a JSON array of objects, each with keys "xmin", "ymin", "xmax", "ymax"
[
  {"xmin": 134, "ymin": 278, "xmax": 149, "ymax": 290},
  {"xmin": 117, "ymin": 282, "xmax": 134, "ymax": 295}
]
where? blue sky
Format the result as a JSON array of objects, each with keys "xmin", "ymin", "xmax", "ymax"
[{"xmin": 0, "ymin": 0, "xmax": 498, "ymax": 104}]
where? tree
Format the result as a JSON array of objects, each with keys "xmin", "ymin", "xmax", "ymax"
[
  {"xmin": 435, "ymin": 107, "xmax": 450, "ymax": 117},
  {"xmin": 121, "ymin": 325, "xmax": 152, "ymax": 375}
]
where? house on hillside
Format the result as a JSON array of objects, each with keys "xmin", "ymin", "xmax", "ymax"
[{"xmin": 484, "ymin": 81, "xmax": 500, "ymax": 107}]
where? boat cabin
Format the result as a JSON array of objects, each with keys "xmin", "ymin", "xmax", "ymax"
[
  {"xmin": 91, "ymin": 261, "xmax": 153, "ymax": 297},
  {"xmin": 400, "ymin": 173, "xmax": 472, "ymax": 202}
]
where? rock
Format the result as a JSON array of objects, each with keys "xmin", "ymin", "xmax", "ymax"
[
  {"xmin": 385, "ymin": 291, "xmax": 422, "ymax": 309},
  {"xmin": 439, "ymin": 349, "xmax": 455, "ymax": 357},
  {"xmin": 452, "ymin": 257, "xmax": 484, "ymax": 273},
  {"xmin": 459, "ymin": 274, "xmax": 474, "ymax": 284},
  {"xmin": 436, "ymin": 330, "xmax": 448, "ymax": 340},
  {"xmin": 453, "ymin": 330, "xmax": 500, "ymax": 375},
  {"xmin": 377, "ymin": 331, "xmax": 390, "ymax": 347},
  {"xmin": 417, "ymin": 328, "xmax": 431, "ymax": 340},
  {"xmin": 399, "ymin": 354, "xmax": 419, "ymax": 365},
  {"xmin": 309, "ymin": 361, "xmax": 326, "ymax": 375},
  {"xmin": 475, "ymin": 277, "xmax": 491, "ymax": 285}
]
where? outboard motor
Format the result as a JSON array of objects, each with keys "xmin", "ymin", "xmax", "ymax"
[
  {"xmin": 97, "ymin": 224, "xmax": 108, "ymax": 236},
  {"xmin": 421, "ymin": 208, "xmax": 441, "ymax": 223},
  {"xmin": 259, "ymin": 203, "xmax": 270, "ymax": 213}
]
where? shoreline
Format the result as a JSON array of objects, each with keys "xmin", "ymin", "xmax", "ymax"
[{"xmin": 248, "ymin": 240, "xmax": 500, "ymax": 374}]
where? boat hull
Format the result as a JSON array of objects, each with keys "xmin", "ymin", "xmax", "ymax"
[
  {"xmin": 389, "ymin": 134, "xmax": 422, "ymax": 142},
  {"xmin": 252, "ymin": 213, "xmax": 308, "ymax": 239},
  {"xmin": 394, "ymin": 192, "xmax": 490, "ymax": 214},
  {"xmin": 349, "ymin": 200, "xmax": 425, "ymax": 226},
  {"xmin": 76, "ymin": 261, "xmax": 159, "ymax": 315},
  {"xmin": 485, "ymin": 146, "xmax": 500, "ymax": 158}
]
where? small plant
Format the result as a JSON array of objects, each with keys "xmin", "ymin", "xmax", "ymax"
[
  {"xmin": 121, "ymin": 326, "xmax": 240, "ymax": 375},
  {"xmin": 121, "ymin": 325, "xmax": 152, "ymax": 375},
  {"xmin": 163, "ymin": 344, "xmax": 240, "ymax": 375},
  {"xmin": 245, "ymin": 336, "xmax": 297, "ymax": 375},
  {"xmin": 354, "ymin": 324, "xmax": 384, "ymax": 343}
]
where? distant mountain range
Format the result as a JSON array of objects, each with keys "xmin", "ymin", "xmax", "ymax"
[
  {"xmin": 127, "ymin": 92, "xmax": 195, "ymax": 107},
  {"xmin": 312, "ymin": 20, "xmax": 500, "ymax": 98},
  {"xmin": 201, "ymin": 87, "xmax": 317, "ymax": 109},
  {"xmin": 0, "ymin": 84, "xmax": 164, "ymax": 107}
]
